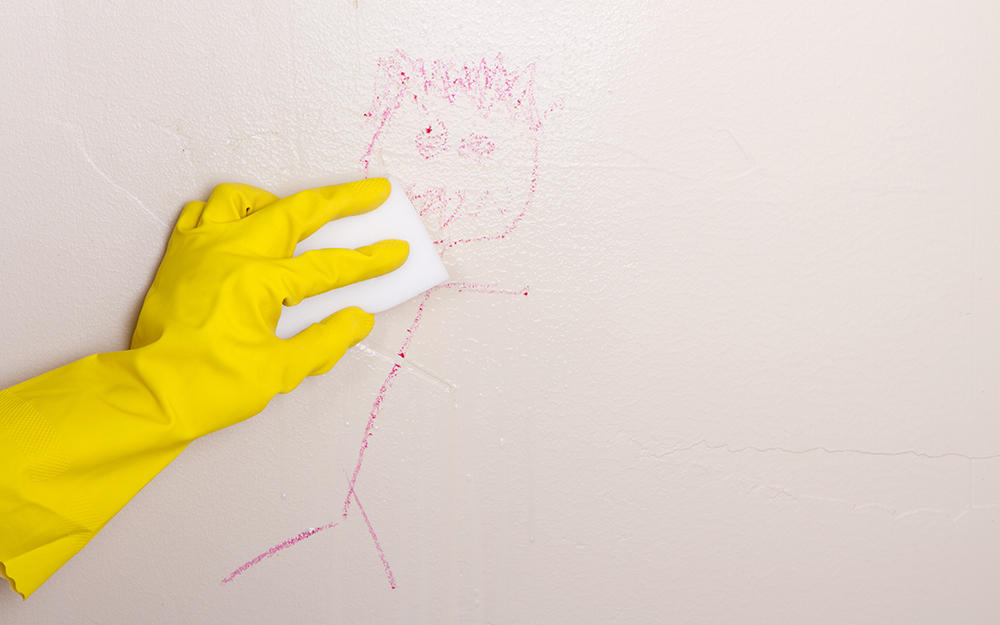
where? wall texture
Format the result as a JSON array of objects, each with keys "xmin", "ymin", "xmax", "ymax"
[{"xmin": 1, "ymin": 1, "xmax": 998, "ymax": 623}]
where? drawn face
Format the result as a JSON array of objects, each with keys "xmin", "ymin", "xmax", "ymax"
[{"xmin": 361, "ymin": 51, "xmax": 545, "ymax": 248}]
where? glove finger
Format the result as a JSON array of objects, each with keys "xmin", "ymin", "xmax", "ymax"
[
  {"xmin": 198, "ymin": 183, "xmax": 281, "ymax": 227},
  {"xmin": 246, "ymin": 178, "xmax": 391, "ymax": 255},
  {"xmin": 272, "ymin": 239, "xmax": 409, "ymax": 307},
  {"xmin": 175, "ymin": 201, "xmax": 206, "ymax": 232},
  {"xmin": 281, "ymin": 307, "xmax": 374, "ymax": 384}
]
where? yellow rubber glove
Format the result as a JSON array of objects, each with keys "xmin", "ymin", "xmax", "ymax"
[{"xmin": 0, "ymin": 177, "xmax": 408, "ymax": 599}]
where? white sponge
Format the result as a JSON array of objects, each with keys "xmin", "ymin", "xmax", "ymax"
[{"xmin": 275, "ymin": 176, "xmax": 449, "ymax": 339}]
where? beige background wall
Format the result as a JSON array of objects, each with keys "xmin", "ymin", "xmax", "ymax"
[{"xmin": 1, "ymin": 1, "xmax": 998, "ymax": 622}]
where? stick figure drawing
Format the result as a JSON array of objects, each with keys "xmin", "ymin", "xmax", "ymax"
[{"xmin": 223, "ymin": 49, "xmax": 559, "ymax": 587}]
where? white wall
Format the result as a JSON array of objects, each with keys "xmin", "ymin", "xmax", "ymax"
[{"xmin": 1, "ymin": 1, "xmax": 997, "ymax": 623}]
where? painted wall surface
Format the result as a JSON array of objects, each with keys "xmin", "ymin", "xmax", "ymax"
[{"xmin": 1, "ymin": 1, "xmax": 998, "ymax": 623}]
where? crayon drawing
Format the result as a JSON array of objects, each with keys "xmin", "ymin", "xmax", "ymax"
[{"xmin": 223, "ymin": 50, "xmax": 558, "ymax": 587}]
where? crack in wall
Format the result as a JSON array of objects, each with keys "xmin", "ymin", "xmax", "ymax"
[
  {"xmin": 45, "ymin": 118, "xmax": 170, "ymax": 229},
  {"xmin": 633, "ymin": 438, "xmax": 1000, "ymax": 461},
  {"xmin": 622, "ymin": 438, "xmax": 1000, "ymax": 521},
  {"xmin": 736, "ymin": 474, "xmax": 998, "ymax": 522}
]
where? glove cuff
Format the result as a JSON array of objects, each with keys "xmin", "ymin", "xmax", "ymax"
[{"xmin": 0, "ymin": 351, "xmax": 188, "ymax": 599}]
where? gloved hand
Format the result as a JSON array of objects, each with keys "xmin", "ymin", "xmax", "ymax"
[{"xmin": 0, "ymin": 178, "xmax": 408, "ymax": 599}]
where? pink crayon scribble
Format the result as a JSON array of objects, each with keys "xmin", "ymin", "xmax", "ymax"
[
  {"xmin": 458, "ymin": 133, "xmax": 496, "ymax": 164},
  {"xmin": 361, "ymin": 50, "xmax": 550, "ymax": 168},
  {"xmin": 341, "ymin": 281, "xmax": 525, "ymax": 513},
  {"xmin": 225, "ymin": 49, "xmax": 557, "ymax": 590},
  {"xmin": 433, "ymin": 142, "xmax": 541, "ymax": 250},
  {"xmin": 347, "ymin": 50, "xmax": 555, "ymax": 539},
  {"xmin": 220, "ymin": 522, "xmax": 337, "ymax": 585},
  {"xmin": 415, "ymin": 119, "xmax": 448, "ymax": 159},
  {"xmin": 342, "ymin": 290, "xmax": 434, "ymax": 517},
  {"xmin": 361, "ymin": 49, "xmax": 561, "ymax": 250},
  {"xmin": 437, "ymin": 281, "xmax": 530, "ymax": 297},
  {"xmin": 348, "ymin": 478, "xmax": 397, "ymax": 589},
  {"xmin": 411, "ymin": 185, "xmax": 466, "ymax": 231}
]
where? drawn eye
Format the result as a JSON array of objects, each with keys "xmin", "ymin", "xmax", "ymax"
[
  {"xmin": 458, "ymin": 133, "xmax": 496, "ymax": 164},
  {"xmin": 415, "ymin": 120, "xmax": 448, "ymax": 159}
]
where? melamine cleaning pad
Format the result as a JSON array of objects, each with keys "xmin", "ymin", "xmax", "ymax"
[{"xmin": 275, "ymin": 176, "xmax": 449, "ymax": 339}]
